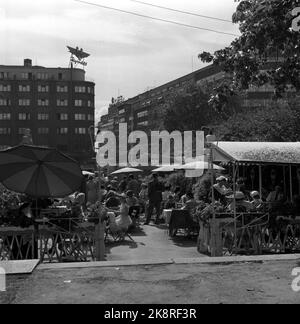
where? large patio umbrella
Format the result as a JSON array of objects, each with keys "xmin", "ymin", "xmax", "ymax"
[
  {"xmin": 152, "ymin": 165, "xmax": 179, "ymax": 173},
  {"xmin": 110, "ymin": 167, "xmax": 142, "ymax": 175},
  {"xmin": 0, "ymin": 145, "xmax": 83, "ymax": 198},
  {"xmin": 175, "ymin": 161, "xmax": 225, "ymax": 171}
]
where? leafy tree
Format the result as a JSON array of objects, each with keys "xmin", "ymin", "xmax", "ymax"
[
  {"xmin": 199, "ymin": 0, "xmax": 300, "ymax": 107},
  {"xmin": 163, "ymin": 86, "xmax": 241, "ymax": 132},
  {"xmin": 215, "ymin": 99, "xmax": 300, "ymax": 142}
]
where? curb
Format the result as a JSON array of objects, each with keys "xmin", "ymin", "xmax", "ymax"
[{"xmin": 37, "ymin": 254, "xmax": 300, "ymax": 271}]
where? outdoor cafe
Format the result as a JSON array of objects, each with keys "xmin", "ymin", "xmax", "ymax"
[
  {"xmin": 1, "ymin": 142, "xmax": 300, "ymax": 263},
  {"xmin": 198, "ymin": 142, "xmax": 300, "ymax": 257}
]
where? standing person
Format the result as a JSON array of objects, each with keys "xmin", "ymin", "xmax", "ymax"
[
  {"xmin": 86, "ymin": 176, "xmax": 98, "ymax": 205},
  {"xmin": 145, "ymin": 173, "xmax": 163, "ymax": 225},
  {"xmin": 139, "ymin": 183, "xmax": 148, "ymax": 213},
  {"xmin": 127, "ymin": 174, "xmax": 140, "ymax": 197},
  {"xmin": 119, "ymin": 176, "xmax": 128, "ymax": 193}
]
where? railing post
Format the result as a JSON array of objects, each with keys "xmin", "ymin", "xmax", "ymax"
[
  {"xmin": 95, "ymin": 221, "xmax": 105, "ymax": 261},
  {"xmin": 95, "ymin": 166, "xmax": 105, "ymax": 261}
]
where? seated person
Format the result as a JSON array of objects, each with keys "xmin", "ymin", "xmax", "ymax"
[
  {"xmin": 105, "ymin": 191, "xmax": 121, "ymax": 209},
  {"xmin": 71, "ymin": 192, "xmax": 86, "ymax": 220},
  {"xmin": 213, "ymin": 176, "xmax": 232, "ymax": 204},
  {"xmin": 174, "ymin": 187, "xmax": 182, "ymax": 203},
  {"xmin": 267, "ymin": 186, "xmax": 285, "ymax": 204},
  {"xmin": 165, "ymin": 195, "xmax": 176, "ymax": 209},
  {"xmin": 182, "ymin": 192, "xmax": 198, "ymax": 215},
  {"xmin": 250, "ymin": 191, "xmax": 263, "ymax": 211},
  {"xmin": 227, "ymin": 192, "xmax": 252, "ymax": 213},
  {"xmin": 162, "ymin": 185, "xmax": 173, "ymax": 203},
  {"xmin": 126, "ymin": 190, "xmax": 139, "ymax": 207},
  {"xmin": 181, "ymin": 193, "xmax": 188, "ymax": 205},
  {"xmin": 107, "ymin": 194, "xmax": 132, "ymax": 233}
]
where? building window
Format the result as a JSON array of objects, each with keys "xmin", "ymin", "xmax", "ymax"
[
  {"xmin": 137, "ymin": 111, "xmax": 148, "ymax": 119},
  {"xmin": 37, "ymin": 73, "xmax": 48, "ymax": 80},
  {"xmin": 75, "ymin": 100, "xmax": 83, "ymax": 107},
  {"xmin": 18, "ymin": 113, "xmax": 31, "ymax": 121},
  {"xmin": 21, "ymin": 73, "xmax": 29, "ymax": 80},
  {"xmin": 0, "ymin": 99, "xmax": 11, "ymax": 106},
  {"xmin": 38, "ymin": 113, "xmax": 49, "ymax": 121},
  {"xmin": 57, "ymin": 85, "xmax": 68, "ymax": 93},
  {"xmin": 38, "ymin": 85, "xmax": 49, "ymax": 93},
  {"xmin": 19, "ymin": 85, "xmax": 31, "ymax": 92},
  {"xmin": 0, "ymin": 84, "xmax": 11, "ymax": 92},
  {"xmin": 0, "ymin": 72, "xmax": 9, "ymax": 80},
  {"xmin": 57, "ymin": 99, "xmax": 68, "ymax": 107},
  {"xmin": 57, "ymin": 128, "xmax": 68, "ymax": 135},
  {"xmin": 38, "ymin": 128, "xmax": 49, "ymax": 135},
  {"xmin": 38, "ymin": 99, "xmax": 49, "ymax": 106},
  {"xmin": 119, "ymin": 109, "xmax": 125, "ymax": 115},
  {"xmin": 57, "ymin": 113, "xmax": 68, "ymax": 121},
  {"xmin": 18, "ymin": 128, "xmax": 28, "ymax": 135},
  {"xmin": 137, "ymin": 121, "xmax": 148, "ymax": 126},
  {"xmin": 87, "ymin": 114, "xmax": 94, "ymax": 121},
  {"xmin": 119, "ymin": 118, "xmax": 126, "ymax": 123},
  {"xmin": 0, "ymin": 128, "xmax": 11, "ymax": 135},
  {"xmin": 87, "ymin": 100, "xmax": 93, "ymax": 108},
  {"xmin": 75, "ymin": 114, "xmax": 86, "ymax": 121},
  {"xmin": 0, "ymin": 113, "xmax": 11, "ymax": 120},
  {"xmin": 87, "ymin": 87, "xmax": 94, "ymax": 94},
  {"xmin": 75, "ymin": 128, "xmax": 86, "ymax": 135},
  {"xmin": 75, "ymin": 86, "xmax": 86, "ymax": 93},
  {"xmin": 18, "ymin": 99, "xmax": 30, "ymax": 106}
]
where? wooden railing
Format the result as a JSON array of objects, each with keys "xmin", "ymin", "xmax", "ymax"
[
  {"xmin": 0, "ymin": 218, "xmax": 105, "ymax": 263},
  {"xmin": 198, "ymin": 213, "xmax": 300, "ymax": 256}
]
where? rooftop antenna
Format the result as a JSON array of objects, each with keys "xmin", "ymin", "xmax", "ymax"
[{"xmin": 67, "ymin": 46, "xmax": 90, "ymax": 70}]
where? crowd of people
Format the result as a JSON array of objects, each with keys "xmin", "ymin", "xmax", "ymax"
[{"xmin": 1, "ymin": 169, "xmax": 300, "ymax": 236}]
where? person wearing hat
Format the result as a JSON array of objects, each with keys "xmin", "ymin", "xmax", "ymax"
[
  {"xmin": 213, "ymin": 176, "xmax": 231, "ymax": 204},
  {"xmin": 127, "ymin": 174, "xmax": 140, "ymax": 197},
  {"xmin": 227, "ymin": 191, "xmax": 252, "ymax": 212},
  {"xmin": 250, "ymin": 191, "xmax": 263, "ymax": 210}
]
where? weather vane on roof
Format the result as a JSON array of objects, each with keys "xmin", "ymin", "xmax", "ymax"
[{"xmin": 67, "ymin": 46, "xmax": 90, "ymax": 69}]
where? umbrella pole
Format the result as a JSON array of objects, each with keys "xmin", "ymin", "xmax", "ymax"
[
  {"xmin": 95, "ymin": 165, "xmax": 105, "ymax": 261},
  {"xmin": 233, "ymin": 163, "xmax": 238, "ymax": 255}
]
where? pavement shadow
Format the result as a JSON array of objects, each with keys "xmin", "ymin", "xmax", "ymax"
[
  {"xmin": 170, "ymin": 236, "xmax": 197, "ymax": 248},
  {"xmin": 105, "ymin": 240, "xmax": 139, "ymax": 256}
]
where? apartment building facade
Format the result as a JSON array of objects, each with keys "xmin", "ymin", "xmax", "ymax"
[
  {"xmin": 0, "ymin": 59, "xmax": 95, "ymax": 166},
  {"xmin": 98, "ymin": 63, "xmax": 278, "ymax": 136}
]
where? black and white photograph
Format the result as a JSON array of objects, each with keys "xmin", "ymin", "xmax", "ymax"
[{"xmin": 0, "ymin": 0, "xmax": 300, "ymax": 307}]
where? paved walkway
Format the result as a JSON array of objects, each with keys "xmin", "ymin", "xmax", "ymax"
[
  {"xmin": 105, "ymin": 223, "xmax": 202, "ymax": 262},
  {"xmin": 11, "ymin": 260, "xmax": 300, "ymax": 304}
]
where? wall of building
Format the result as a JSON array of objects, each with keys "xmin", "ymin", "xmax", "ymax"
[{"xmin": 0, "ymin": 59, "xmax": 95, "ymax": 165}]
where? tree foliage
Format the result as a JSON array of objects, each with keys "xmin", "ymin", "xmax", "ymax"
[
  {"xmin": 163, "ymin": 86, "xmax": 241, "ymax": 132},
  {"xmin": 199, "ymin": 0, "xmax": 300, "ymax": 104},
  {"xmin": 163, "ymin": 87, "xmax": 212, "ymax": 132},
  {"xmin": 216, "ymin": 99, "xmax": 300, "ymax": 142}
]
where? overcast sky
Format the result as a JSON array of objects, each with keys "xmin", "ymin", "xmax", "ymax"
[{"xmin": 0, "ymin": 0, "xmax": 240, "ymax": 122}]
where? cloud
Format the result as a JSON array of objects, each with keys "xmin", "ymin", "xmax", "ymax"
[{"xmin": 0, "ymin": 0, "xmax": 240, "ymax": 123}]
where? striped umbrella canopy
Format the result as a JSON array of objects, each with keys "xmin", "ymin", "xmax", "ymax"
[{"xmin": 0, "ymin": 145, "xmax": 84, "ymax": 198}]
